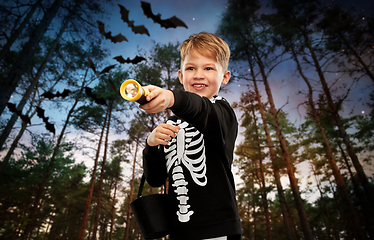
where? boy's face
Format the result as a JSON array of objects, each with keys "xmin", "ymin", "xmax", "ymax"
[{"xmin": 178, "ymin": 51, "xmax": 230, "ymax": 99}]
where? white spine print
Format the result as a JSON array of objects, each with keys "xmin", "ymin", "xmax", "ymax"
[
  {"xmin": 165, "ymin": 119, "xmax": 207, "ymax": 223},
  {"xmin": 172, "ymin": 166, "xmax": 194, "ymax": 222}
]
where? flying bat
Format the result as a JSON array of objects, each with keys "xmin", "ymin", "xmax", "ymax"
[
  {"xmin": 41, "ymin": 89, "xmax": 72, "ymax": 100},
  {"xmin": 88, "ymin": 56, "xmax": 117, "ymax": 77},
  {"xmin": 118, "ymin": 4, "xmax": 150, "ymax": 36},
  {"xmin": 107, "ymin": 75, "xmax": 120, "ymax": 97},
  {"xmin": 36, "ymin": 106, "xmax": 56, "ymax": 134},
  {"xmin": 87, "ymin": 57, "xmax": 119, "ymax": 96},
  {"xmin": 7, "ymin": 102, "xmax": 21, "ymax": 115},
  {"xmin": 96, "ymin": 20, "xmax": 128, "ymax": 43},
  {"xmin": 7, "ymin": 102, "xmax": 31, "ymax": 125},
  {"xmin": 113, "ymin": 55, "xmax": 146, "ymax": 64},
  {"xmin": 140, "ymin": 1, "xmax": 188, "ymax": 29},
  {"xmin": 84, "ymin": 87, "xmax": 107, "ymax": 106}
]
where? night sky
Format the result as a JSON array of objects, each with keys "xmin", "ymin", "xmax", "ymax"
[
  {"xmin": 98, "ymin": 0, "xmax": 373, "ymax": 125},
  {"xmin": 101, "ymin": 0, "xmax": 229, "ymax": 61}
]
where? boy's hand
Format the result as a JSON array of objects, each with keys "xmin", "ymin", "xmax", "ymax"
[
  {"xmin": 147, "ymin": 124, "xmax": 180, "ymax": 146},
  {"xmin": 139, "ymin": 85, "xmax": 174, "ymax": 113}
]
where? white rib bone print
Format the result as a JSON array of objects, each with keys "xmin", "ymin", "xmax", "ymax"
[{"xmin": 164, "ymin": 118, "xmax": 207, "ymax": 222}]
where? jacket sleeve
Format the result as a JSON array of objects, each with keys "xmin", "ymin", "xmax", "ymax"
[
  {"xmin": 142, "ymin": 143, "xmax": 168, "ymax": 187},
  {"xmin": 170, "ymin": 90, "xmax": 237, "ymax": 150}
]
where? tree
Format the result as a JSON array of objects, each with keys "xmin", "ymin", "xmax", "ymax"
[
  {"xmin": 269, "ymin": 12, "xmax": 372, "ymax": 236},
  {"xmin": 234, "ymin": 91, "xmax": 273, "ymax": 240},
  {"xmin": 92, "ymin": 66, "xmax": 127, "ymax": 239},
  {"xmin": 268, "ymin": 1, "xmax": 374, "ymax": 228},
  {"xmin": 218, "ymin": 0, "xmax": 312, "ymax": 238},
  {"xmin": 91, "ymin": 68, "xmax": 129, "ymax": 240},
  {"xmin": 76, "ymin": 103, "xmax": 108, "ymax": 240},
  {"xmin": 123, "ymin": 116, "xmax": 149, "ymax": 240},
  {"xmin": 107, "ymin": 142, "xmax": 125, "ymax": 240}
]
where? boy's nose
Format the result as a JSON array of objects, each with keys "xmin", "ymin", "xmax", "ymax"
[{"xmin": 194, "ymin": 70, "xmax": 204, "ymax": 79}]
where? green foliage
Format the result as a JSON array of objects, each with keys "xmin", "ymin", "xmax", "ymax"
[
  {"xmin": 0, "ymin": 135, "xmax": 85, "ymax": 238},
  {"xmin": 71, "ymin": 105, "xmax": 106, "ymax": 131}
]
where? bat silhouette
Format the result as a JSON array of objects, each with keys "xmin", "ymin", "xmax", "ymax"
[
  {"xmin": 85, "ymin": 87, "xmax": 107, "ymax": 106},
  {"xmin": 113, "ymin": 55, "xmax": 146, "ymax": 64},
  {"xmin": 7, "ymin": 102, "xmax": 31, "ymax": 125},
  {"xmin": 96, "ymin": 20, "xmax": 128, "ymax": 43},
  {"xmin": 41, "ymin": 89, "xmax": 72, "ymax": 100},
  {"xmin": 118, "ymin": 4, "xmax": 150, "ymax": 36},
  {"xmin": 141, "ymin": 1, "xmax": 188, "ymax": 29},
  {"xmin": 36, "ymin": 106, "xmax": 56, "ymax": 134},
  {"xmin": 87, "ymin": 57, "xmax": 119, "ymax": 96},
  {"xmin": 88, "ymin": 56, "xmax": 117, "ymax": 77},
  {"xmin": 107, "ymin": 75, "xmax": 120, "ymax": 97}
]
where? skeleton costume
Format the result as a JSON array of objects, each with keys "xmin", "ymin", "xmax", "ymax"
[{"xmin": 143, "ymin": 90, "xmax": 242, "ymax": 240}]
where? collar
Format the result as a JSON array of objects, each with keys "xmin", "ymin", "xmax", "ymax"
[{"xmin": 210, "ymin": 95, "xmax": 223, "ymax": 103}]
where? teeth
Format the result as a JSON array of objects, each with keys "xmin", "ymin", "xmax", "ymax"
[{"xmin": 193, "ymin": 84, "xmax": 206, "ymax": 87}]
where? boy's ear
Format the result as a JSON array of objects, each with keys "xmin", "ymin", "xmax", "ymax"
[
  {"xmin": 221, "ymin": 70, "xmax": 231, "ymax": 85},
  {"xmin": 178, "ymin": 69, "xmax": 184, "ymax": 84}
]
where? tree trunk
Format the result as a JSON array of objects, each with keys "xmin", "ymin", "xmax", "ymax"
[
  {"xmin": 60, "ymin": 204, "xmax": 72, "ymax": 240},
  {"xmin": 103, "ymin": 204, "xmax": 110, "ymax": 239},
  {"xmin": 0, "ymin": 121, "xmax": 27, "ymax": 172},
  {"xmin": 312, "ymin": 165, "xmax": 339, "ymax": 240},
  {"xmin": 250, "ymin": 99, "xmax": 272, "ymax": 240},
  {"xmin": 0, "ymin": 80, "xmax": 36, "ymax": 151},
  {"xmin": 124, "ymin": 140, "xmax": 140, "ymax": 240},
  {"xmin": 54, "ymin": 200, "xmax": 70, "ymax": 240},
  {"xmin": 247, "ymin": 199, "xmax": 252, "ymax": 240},
  {"xmin": 251, "ymin": 42, "xmax": 313, "ymax": 239},
  {"xmin": 251, "ymin": 173, "xmax": 258, "ymax": 240},
  {"xmin": 293, "ymin": 45, "xmax": 369, "ymax": 240},
  {"xmin": 92, "ymin": 101, "xmax": 113, "ymax": 240},
  {"xmin": 0, "ymin": 0, "xmax": 63, "ymax": 116},
  {"xmin": 0, "ymin": 0, "xmax": 40, "ymax": 62},
  {"xmin": 248, "ymin": 57, "xmax": 296, "ymax": 240},
  {"xmin": 77, "ymin": 106, "xmax": 109, "ymax": 240},
  {"xmin": 109, "ymin": 174, "xmax": 119, "ymax": 240},
  {"xmin": 88, "ymin": 208, "xmax": 95, "ymax": 240},
  {"xmin": 303, "ymin": 30, "xmax": 374, "ymax": 208},
  {"xmin": 337, "ymin": 142, "xmax": 374, "ymax": 238}
]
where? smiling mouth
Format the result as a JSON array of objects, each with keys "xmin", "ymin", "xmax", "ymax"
[{"xmin": 192, "ymin": 84, "xmax": 207, "ymax": 88}]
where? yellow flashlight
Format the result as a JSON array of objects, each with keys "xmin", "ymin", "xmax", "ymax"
[{"xmin": 120, "ymin": 79, "xmax": 150, "ymax": 105}]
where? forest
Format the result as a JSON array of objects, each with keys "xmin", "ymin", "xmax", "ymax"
[{"xmin": 0, "ymin": 0, "xmax": 373, "ymax": 239}]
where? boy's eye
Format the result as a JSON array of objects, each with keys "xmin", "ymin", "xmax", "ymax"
[
  {"xmin": 186, "ymin": 67, "xmax": 194, "ymax": 70},
  {"xmin": 206, "ymin": 67, "xmax": 213, "ymax": 71}
]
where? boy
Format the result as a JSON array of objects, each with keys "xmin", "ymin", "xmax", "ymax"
[{"xmin": 140, "ymin": 32, "xmax": 242, "ymax": 240}]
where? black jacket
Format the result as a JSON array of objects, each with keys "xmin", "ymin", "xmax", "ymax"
[{"xmin": 143, "ymin": 90, "xmax": 242, "ymax": 240}]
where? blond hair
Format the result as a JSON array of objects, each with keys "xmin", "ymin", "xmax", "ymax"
[{"xmin": 179, "ymin": 32, "xmax": 230, "ymax": 72}]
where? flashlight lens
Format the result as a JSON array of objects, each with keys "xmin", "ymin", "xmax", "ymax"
[{"xmin": 124, "ymin": 83, "xmax": 139, "ymax": 98}]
